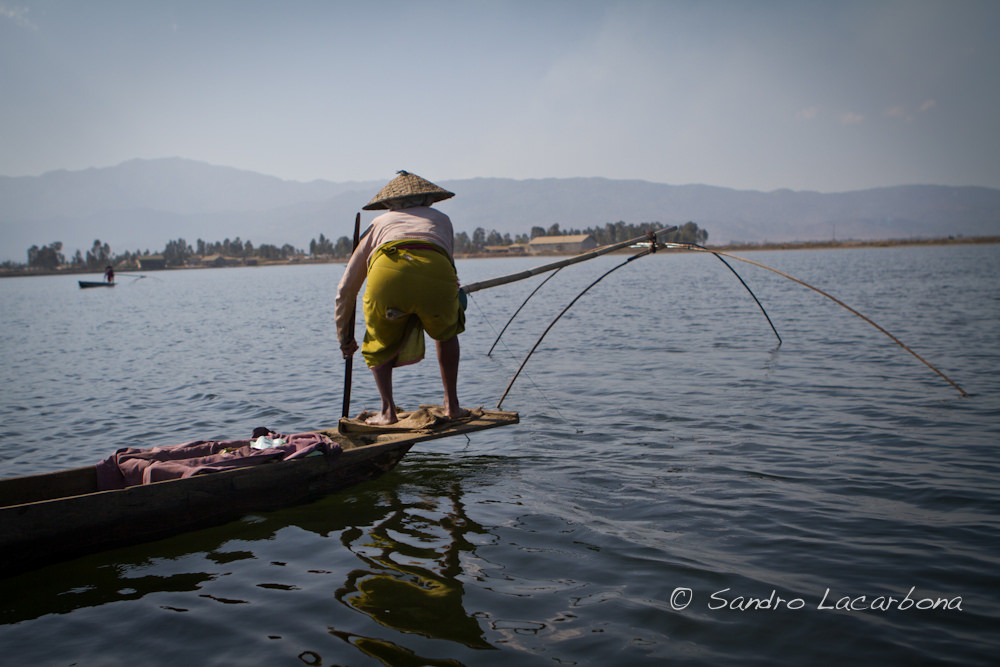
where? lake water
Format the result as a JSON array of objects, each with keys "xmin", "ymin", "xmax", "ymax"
[{"xmin": 1, "ymin": 244, "xmax": 998, "ymax": 665}]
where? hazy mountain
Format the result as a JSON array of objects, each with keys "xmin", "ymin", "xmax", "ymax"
[{"xmin": 2, "ymin": 158, "xmax": 998, "ymax": 262}]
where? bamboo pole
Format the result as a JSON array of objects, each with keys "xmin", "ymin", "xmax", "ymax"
[
  {"xmin": 460, "ymin": 226, "xmax": 678, "ymax": 294},
  {"xmin": 342, "ymin": 212, "xmax": 362, "ymax": 418}
]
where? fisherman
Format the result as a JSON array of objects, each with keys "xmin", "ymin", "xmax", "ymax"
[
  {"xmin": 335, "ymin": 171, "xmax": 467, "ymax": 425},
  {"xmin": 104, "ymin": 265, "xmax": 115, "ymax": 283}
]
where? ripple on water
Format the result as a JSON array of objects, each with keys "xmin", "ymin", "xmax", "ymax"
[{"xmin": 1, "ymin": 251, "xmax": 998, "ymax": 665}]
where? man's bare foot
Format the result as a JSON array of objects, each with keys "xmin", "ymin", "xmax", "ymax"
[
  {"xmin": 444, "ymin": 405, "xmax": 470, "ymax": 420},
  {"xmin": 365, "ymin": 411, "xmax": 398, "ymax": 426}
]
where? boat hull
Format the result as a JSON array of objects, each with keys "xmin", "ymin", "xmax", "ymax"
[
  {"xmin": 79, "ymin": 281, "xmax": 115, "ymax": 288},
  {"xmin": 0, "ymin": 409, "xmax": 518, "ymax": 575}
]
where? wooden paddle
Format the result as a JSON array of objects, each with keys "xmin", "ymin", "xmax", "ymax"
[{"xmin": 341, "ymin": 212, "xmax": 362, "ymax": 418}]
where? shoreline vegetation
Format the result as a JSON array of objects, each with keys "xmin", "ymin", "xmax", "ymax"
[{"xmin": 3, "ymin": 234, "xmax": 997, "ymax": 279}]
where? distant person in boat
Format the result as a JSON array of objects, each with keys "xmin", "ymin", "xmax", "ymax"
[
  {"xmin": 335, "ymin": 171, "xmax": 468, "ymax": 426},
  {"xmin": 104, "ymin": 265, "xmax": 115, "ymax": 283}
]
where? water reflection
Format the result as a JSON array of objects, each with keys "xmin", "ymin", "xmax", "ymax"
[
  {"xmin": 325, "ymin": 629, "xmax": 468, "ymax": 666},
  {"xmin": 1, "ymin": 453, "xmax": 511, "ymax": 666},
  {"xmin": 334, "ymin": 481, "xmax": 494, "ymax": 650},
  {"xmin": 0, "ymin": 564, "xmax": 218, "ymax": 623}
]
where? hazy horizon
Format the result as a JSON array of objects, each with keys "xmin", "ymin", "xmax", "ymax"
[{"xmin": 7, "ymin": 156, "xmax": 1000, "ymax": 194}]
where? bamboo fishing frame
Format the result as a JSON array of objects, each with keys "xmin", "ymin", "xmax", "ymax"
[
  {"xmin": 460, "ymin": 226, "xmax": 678, "ymax": 294},
  {"xmin": 663, "ymin": 243, "xmax": 969, "ymax": 397},
  {"xmin": 495, "ymin": 248, "xmax": 655, "ymax": 409},
  {"xmin": 474, "ymin": 236, "xmax": 968, "ymax": 405},
  {"xmin": 487, "ymin": 267, "xmax": 564, "ymax": 356}
]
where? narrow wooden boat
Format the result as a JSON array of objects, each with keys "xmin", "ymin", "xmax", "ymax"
[
  {"xmin": 0, "ymin": 408, "xmax": 518, "ymax": 575},
  {"xmin": 79, "ymin": 280, "xmax": 115, "ymax": 288}
]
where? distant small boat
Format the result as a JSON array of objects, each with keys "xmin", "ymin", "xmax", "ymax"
[{"xmin": 79, "ymin": 281, "xmax": 115, "ymax": 288}]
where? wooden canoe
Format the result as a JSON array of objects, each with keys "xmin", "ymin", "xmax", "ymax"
[
  {"xmin": 0, "ymin": 408, "xmax": 518, "ymax": 575},
  {"xmin": 79, "ymin": 280, "xmax": 115, "ymax": 288}
]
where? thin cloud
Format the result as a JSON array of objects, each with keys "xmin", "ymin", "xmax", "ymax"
[
  {"xmin": 885, "ymin": 106, "xmax": 914, "ymax": 122},
  {"xmin": 884, "ymin": 99, "xmax": 935, "ymax": 122},
  {"xmin": 0, "ymin": 4, "xmax": 36, "ymax": 30},
  {"xmin": 796, "ymin": 106, "xmax": 820, "ymax": 120},
  {"xmin": 840, "ymin": 112, "xmax": 864, "ymax": 125}
]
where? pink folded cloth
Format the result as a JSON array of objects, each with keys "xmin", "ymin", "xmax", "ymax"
[{"xmin": 95, "ymin": 430, "xmax": 339, "ymax": 490}]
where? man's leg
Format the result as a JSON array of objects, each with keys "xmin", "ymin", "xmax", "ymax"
[
  {"xmin": 368, "ymin": 362, "xmax": 398, "ymax": 425},
  {"xmin": 436, "ymin": 336, "xmax": 467, "ymax": 419}
]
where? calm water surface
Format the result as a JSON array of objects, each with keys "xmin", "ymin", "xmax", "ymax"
[{"xmin": 1, "ymin": 245, "xmax": 998, "ymax": 665}]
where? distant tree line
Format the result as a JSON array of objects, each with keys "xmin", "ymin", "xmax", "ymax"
[
  {"xmin": 24, "ymin": 240, "xmax": 113, "ymax": 270},
  {"xmin": 17, "ymin": 237, "xmax": 307, "ymax": 270},
  {"xmin": 13, "ymin": 221, "xmax": 708, "ymax": 270},
  {"xmin": 524, "ymin": 220, "xmax": 708, "ymax": 247},
  {"xmin": 451, "ymin": 220, "xmax": 708, "ymax": 254}
]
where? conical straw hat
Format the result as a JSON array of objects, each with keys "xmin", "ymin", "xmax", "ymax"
[{"xmin": 362, "ymin": 170, "xmax": 455, "ymax": 210}]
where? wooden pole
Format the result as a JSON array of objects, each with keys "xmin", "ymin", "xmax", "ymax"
[
  {"xmin": 341, "ymin": 212, "xmax": 362, "ymax": 418},
  {"xmin": 460, "ymin": 226, "xmax": 678, "ymax": 294}
]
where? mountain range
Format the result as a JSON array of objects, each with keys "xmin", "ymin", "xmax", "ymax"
[{"xmin": 2, "ymin": 158, "xmax": 998, "ymax": 262}]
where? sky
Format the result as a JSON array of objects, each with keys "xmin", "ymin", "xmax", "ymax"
[{"xmin": 1, "ymin": 0, "xmax": 998, "ymax": 193}]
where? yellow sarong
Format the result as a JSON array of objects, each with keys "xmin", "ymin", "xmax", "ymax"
[{"xmin": 362, "ymin": 240, "xmax": 465, "ymax": 369}]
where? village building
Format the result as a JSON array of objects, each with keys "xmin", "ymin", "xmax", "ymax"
[
  {"xmin": 481, "ymin": 244, "xmax": 528, "ymax": 255},
  {"xmin": 136, "ymin": 255, "xmax": 166, "ymax": 270},
  {"xmin": 199, "ymin": 254, "xmax": 243, "ymax": 268},
  {"xmin": 527, "ymin": 234, "xmax": 598, "ymax": 255}
]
